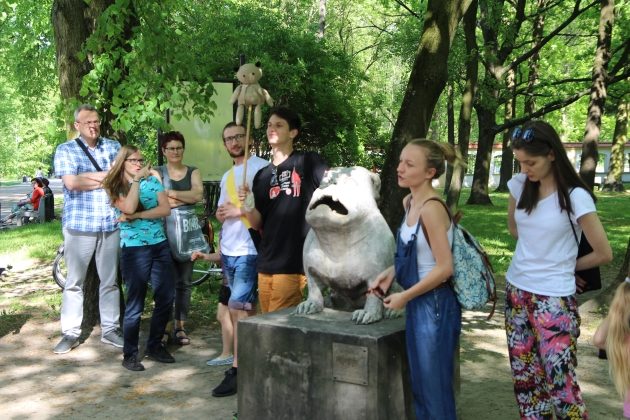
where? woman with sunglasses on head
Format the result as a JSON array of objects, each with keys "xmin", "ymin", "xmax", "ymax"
[
  {"xmin": 152, "ymin": 131, "xmax": 203, "ymax": 346},
  {"xmin": 102, "ymin": 145, "xmax": 175, "ymax": 371},
  {"xmin": 506, "ymin": 120, "xmax": 612, "ymax": 419}
]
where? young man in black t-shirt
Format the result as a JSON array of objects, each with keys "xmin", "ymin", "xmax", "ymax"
[{"xmin": 241, "ymin": 107, "xmax": 327, "ymax": 313}]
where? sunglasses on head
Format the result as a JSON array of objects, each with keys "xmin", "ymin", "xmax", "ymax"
[{"xmin": 511, "ymin": 127, "xmax": 535, "ymax": 143}]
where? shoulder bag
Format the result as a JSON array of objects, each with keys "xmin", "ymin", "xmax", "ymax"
[
  {"xmin": 159, "ymin": 166, "xmax": 210, "ymax": 262},
  {"xmin": 567, "ymin": 211, "xmax": 601, "ymax": 294}
]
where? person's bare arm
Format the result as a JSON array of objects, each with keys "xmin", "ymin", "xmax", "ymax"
[
  {"xmin": 118, "ymin": 191, "xmax": 171, "ymax": 221},
  {"xmin": 507, "ymin": 195, "xmax": 518, "ymax": 239},
  {"xmin": 238, "ymin": 185, "xmax": 262, "ymax": 230},
  {"xmin": 576, "ymin": 212, "xmax": 613, "ymax": 270},
  {"xmin": 166, "ymin": 168, "xmax": 204, "ymax": 205}
]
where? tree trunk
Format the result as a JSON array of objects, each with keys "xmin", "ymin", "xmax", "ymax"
[
  {"xmin": 51, "ymin": 0, "xmax": 117, "ymax": 332},
  {"xmin": 579, "ymin": 0, "xmax": 615, "ymax": 189},
  {"xmin": 380, "ymin": 0, "xmax": 473, "ymax": 230},
  {"xmin": 51, "ymin": 0, "xmax": 92, "ymax": 135},
  {"xmin": 602, "ymin": 98, "xmax": 627, "ymax": 191},
  {"xmin": 444, "ymin": 84, "xmax": 456, "ymax": 196},
  {"xmin": 446, "ymin": 0, "xmax": 478, "ymax": 211},
  {"xmin": 468, "ymin": 106, "xmax": 495, "ymax": 205},
  {"xmin": 524, "ymin": 0, "xmax": 547, "ymax": 114},
  {"xmin": 495, "ymin": 67, "xmax": 516, "ymax": 192},
  {"xmin": 317, "ymin": 0, "xmax": 326, "ymax": 39}
]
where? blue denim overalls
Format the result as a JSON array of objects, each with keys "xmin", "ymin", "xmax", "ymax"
[{"xmin": 395, "ymin": 215, "xmax": 461, "ymax": 420}]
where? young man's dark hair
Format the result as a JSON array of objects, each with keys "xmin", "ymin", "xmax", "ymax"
[{"xmin": 269, "ymin": 107, "xmax": 301, "ymax": 132}]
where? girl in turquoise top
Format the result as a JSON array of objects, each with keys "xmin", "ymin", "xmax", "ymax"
[{"xmin": 102, "ymin": 145, "xmax": 175, "ymax": 372}]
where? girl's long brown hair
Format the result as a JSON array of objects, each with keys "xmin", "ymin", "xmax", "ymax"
[
  {"xmin": 102, "ymin": 145, "xmax": 140, "ymax": 205},
  {"xmin": 511, "ymin": 120, "xmax": 595, "ymax": 215}
]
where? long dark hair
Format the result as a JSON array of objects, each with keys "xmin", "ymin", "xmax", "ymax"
[{"xmin": 511, "ymin": 120, "xmax": 595, "ymax": 214}]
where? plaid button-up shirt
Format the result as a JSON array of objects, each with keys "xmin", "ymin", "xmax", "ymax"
[{"xmin": 54, "ymin": 137, "xmax": 121, "ymax": 232}]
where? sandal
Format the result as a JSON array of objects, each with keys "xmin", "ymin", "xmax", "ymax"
[{"xmin": 174, "ymin": 328, "xmax": 191, "ymax": 345}]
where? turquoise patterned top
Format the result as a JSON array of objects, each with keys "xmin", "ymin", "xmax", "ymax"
[{"xmin": 117, "ymin": 176, "xmax": 167, "ymax": 247}]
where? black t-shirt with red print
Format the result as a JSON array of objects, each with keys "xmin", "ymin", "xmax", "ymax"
[{"xmin": 252, "ymin": 151, "xmax": 328, "ymax": 274}]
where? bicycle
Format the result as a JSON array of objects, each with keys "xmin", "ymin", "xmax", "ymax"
[{"xmin": 52, "ymin": 216, "xmax": 223, "ymax": 289}]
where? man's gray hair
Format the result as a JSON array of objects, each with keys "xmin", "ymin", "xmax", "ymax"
[{"xmin": 74, "ymin": 104, "xmax": 98, "ymax": 121}]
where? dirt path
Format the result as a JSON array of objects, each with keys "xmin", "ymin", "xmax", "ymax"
[{"xmin": 0, "ymin": 262, "xmax": 624, "ymax": 419}]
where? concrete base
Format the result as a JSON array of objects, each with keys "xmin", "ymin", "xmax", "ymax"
[{"xmin": 238, "ymin": 308, "xmax": 414, "ymax": 420}]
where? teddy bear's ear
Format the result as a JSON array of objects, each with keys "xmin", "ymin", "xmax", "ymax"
[{"xmin": 255, "ymin": 61, "xmax": 262, "ymax": 67}]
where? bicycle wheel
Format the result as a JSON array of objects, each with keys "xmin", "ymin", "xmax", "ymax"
[
  {"xmin": 191, "ymin": 259, "xmax": 221, "ymax": 286},
  {"xmin": 52, "ymin": 243, "xmax": 66, "ymax": 289},
  {"xmin": 191, "ymin": 215, "xmax": 221, "ymax": 286}
]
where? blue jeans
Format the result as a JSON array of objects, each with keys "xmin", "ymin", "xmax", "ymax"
[
  {"xmin": 221, "ymin": 254, "xmax": 257, "ymax": 311},
  {"xmin": 406, "ymin": 286, "xmax": 461, "ymax": 420},
  {"xmin": 120, "ymin": 240, "xmax": 174, "ymax": 359}
]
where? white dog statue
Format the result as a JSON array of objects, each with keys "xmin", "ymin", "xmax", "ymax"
[{"xmin": 295, "ymin": 166, "xmax": 399, "ymax": 324}]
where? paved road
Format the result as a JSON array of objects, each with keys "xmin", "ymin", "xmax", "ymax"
[{"xmin": 0, "ymin": 179, "xmax": 63, "ymax": 220}]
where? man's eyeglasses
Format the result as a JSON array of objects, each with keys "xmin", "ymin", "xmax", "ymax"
[
  {"xmin": 125, "ymin": 158, "xmax": 145, "ymax": 165},
  {"xmin": 77, "ymin": 120, "xmax": 101, "ymax": 127},
  {"xmin": 511, "ymin": 127, "xmax": 535, "ymax": 143},
  {"xmin": 164, "ymin": 146, "xmax": 184, "ymax": 152},
  {"xmin": 223, "ymin": 133, "xmax": 246, "ymax": 144}
]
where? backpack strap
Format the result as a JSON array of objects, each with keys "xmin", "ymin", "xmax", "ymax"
[
  {"xmin": 75, "ymin": 138, "xmax": 103, "ymax": 172},
  {"xmin": 417, "ymin": 197, "xmax": 452, "ymax": 249}
]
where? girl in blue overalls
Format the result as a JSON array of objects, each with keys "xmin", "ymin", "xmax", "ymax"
[{"xmin": 369, "ymin": 138, "xmax": 462, "ymax": 419}]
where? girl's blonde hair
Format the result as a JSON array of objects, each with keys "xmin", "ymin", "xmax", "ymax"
[
  {"xmin": 606, "ymin": 281, "xmax": 630, "ymax": 398},
  {"xmin": 407, "ymin": 139, "xmax": 465, "ymax": 179},
  {"xmin": 102, "ymin": 145, "xmax": 140, "ymax": 204}
]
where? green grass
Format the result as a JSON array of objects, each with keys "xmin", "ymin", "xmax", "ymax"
[
  {"xmin": 0, "ymin": 179, "xmax": 23, "ymax": 187},
  {"xmin": 0, "ymin": 220, "xmax": 64, "ymax": 262}
]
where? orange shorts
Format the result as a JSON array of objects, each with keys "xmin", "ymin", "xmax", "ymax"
[{"xmin": 257, "ymin": 273, "xmax": 307, "ymax": 313}]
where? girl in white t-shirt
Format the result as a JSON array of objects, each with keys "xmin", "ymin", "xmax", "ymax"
[{"xmin": 506, "ymin": 120, "xmax": 612, "ymax": 419}]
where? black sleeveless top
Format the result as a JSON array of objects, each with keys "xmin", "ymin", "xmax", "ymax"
[{"xmin": 161, "ymin": 166, "xmax": 196, "ymax": 191}]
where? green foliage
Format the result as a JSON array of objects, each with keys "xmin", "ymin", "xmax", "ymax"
[
  {"xmin": 80, "ymin": 0, "xmax": 216, "ymax": 154},
  {"xmin": 0, "ymin": 0, "xmax": 627, "ymax": 179}
]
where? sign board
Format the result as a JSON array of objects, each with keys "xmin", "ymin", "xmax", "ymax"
[{"xmin": 168, "ymin": 81, "xmax": 235, "ymax": 181}]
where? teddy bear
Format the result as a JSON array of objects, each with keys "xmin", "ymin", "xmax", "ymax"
[{"xmin": 230, "ymin": 62, "xmax": 274, "ymax": 129}]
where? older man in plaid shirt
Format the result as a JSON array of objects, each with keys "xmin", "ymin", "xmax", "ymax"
[{"xmin": 53, "ymin": 104, "xmax": 123, "ymax": 354}]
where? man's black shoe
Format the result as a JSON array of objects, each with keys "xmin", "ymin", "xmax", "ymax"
[
  {"xmin": 212, "ymin": 367, "xmax": 237, "ymax": 397},
  {"xmin": 145, "ymin": 343, "xmax": 175, "ymax": 363},
  {"xmin": 122, "ymin": 355, "xmax": 145, "ymax": 371}
]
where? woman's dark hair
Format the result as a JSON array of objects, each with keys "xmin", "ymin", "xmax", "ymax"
[
  {"xmin": 159, "ymin": 131, "xmax": 185, "ymax": 150},
  {"xmin": 31, "ymin": 177, "xmax": 44, "ymax": 188},
  {"xmin": 511, "ymin": 120, "xmax": 595, "ymax": 214}
]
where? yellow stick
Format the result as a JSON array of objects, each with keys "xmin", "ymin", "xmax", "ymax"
[{"xmin": 242, "ymin": 105, "xmax": 253, "ymax": 187}]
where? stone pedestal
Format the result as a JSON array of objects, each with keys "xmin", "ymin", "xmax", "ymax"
[{"xmin": 238, "ymin": 308, "xmax": 414, "ymax": 420}]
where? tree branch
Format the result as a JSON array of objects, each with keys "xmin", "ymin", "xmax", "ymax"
[
  {"xmin": 495, "ymin": 68, "xmax": 630, "ymax": 132},
  {"xmin": 503, "ymin": 0, "xmax": 599, "ymax": 77},
  {"xmin": 609, "ymin": 38, "xmax": 630, "ymax": 76},
  {"xmin": 394, "ymin": 0, "xmax": 422, "ymax": 20}
]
